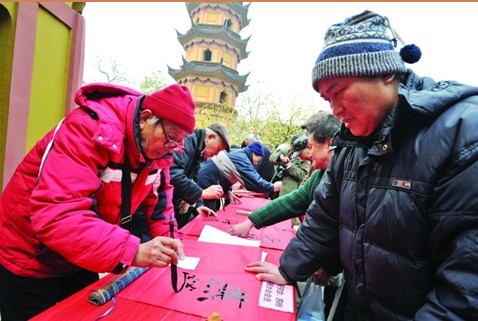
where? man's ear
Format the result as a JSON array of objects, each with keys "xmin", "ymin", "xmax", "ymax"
[
  {"xmin": 383, "ymin": 74, "xmax": 396, "ymax": 84},
  {"xmin": 325, "ymin": 137, "xmax": 333, "ymax": 147},
  {"xmin": 139, "ymin": 109, "xmax": 153, "ymax": 129}
]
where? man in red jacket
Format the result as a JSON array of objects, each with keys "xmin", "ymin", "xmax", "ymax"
[{"xmin": 0, "ymin": 83, "xmax": 196, "ymax": 321}]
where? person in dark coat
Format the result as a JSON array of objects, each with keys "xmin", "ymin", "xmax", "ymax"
[
  {"xmin": 197, "ymin": 141, "xmax": 281, "ymax": 211},
  {"xmin": 170, "ymin": 122, "xmax": 230, "ymax": 228},
  {"xmin": 245, "ymin": 10, "xmax": 478, "ymax": 321},
  {"xmin": 241, "ymin": 134, "xmax": 275, "ymax": 182}
]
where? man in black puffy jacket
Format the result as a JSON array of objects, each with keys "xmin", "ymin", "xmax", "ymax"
[
  {"xmin": 170, "ymin": 122, "xmax": 230, "ymax": 228},
  {"xmin": 246, "ymin": 10, "xmax": 478, "ymax": 321}
]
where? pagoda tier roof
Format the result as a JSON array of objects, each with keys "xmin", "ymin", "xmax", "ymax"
[
  {"xmin": 177, "ymin": 24, "xmax": 250, "ymax": 58},
  {"xmin": 185, "ymin": 2, "xmax": 250, "ymax": 29},
  {"xmin": 168, "ymin": 58, "xmax": 249, "ymax": 92}
]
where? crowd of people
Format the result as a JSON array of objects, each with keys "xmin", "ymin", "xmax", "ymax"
[{"xmin": 1, "ymin": 8, "xmax": 477, "ymax": 321}]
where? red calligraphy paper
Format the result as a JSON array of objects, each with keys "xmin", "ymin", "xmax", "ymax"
[{"xmin": 117, "ymin": 239, "xmax": 294, "ymax": 320}]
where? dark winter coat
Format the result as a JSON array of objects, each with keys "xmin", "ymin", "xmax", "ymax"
[
  {"xmin": 170, "ymin": 129, "xmax": 206, "ymax": 207},
  {"xmin": 279, "ymin": 71, "xmax": 478, "ymax": 321}
]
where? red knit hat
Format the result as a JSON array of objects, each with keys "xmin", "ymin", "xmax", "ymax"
[{"xmin": 141, "ymin": 84, "xmax": 196, "ymax": 133}]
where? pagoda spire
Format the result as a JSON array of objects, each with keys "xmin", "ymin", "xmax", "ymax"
[{"xmin": 168, "ymin": 2, "xmax": 250, "ymax": 126}]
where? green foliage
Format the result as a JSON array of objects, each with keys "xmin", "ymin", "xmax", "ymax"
[
  {"xmin": 139, "ymin": 70, "xmax": 169, "ymax": 94},
  {"xmin": 194, "ymin": 102, "xmax": 236, "ymax": 129},
  {"xmin": 231, "ymin": 81, "xmax": 310, "ymax": 149}
]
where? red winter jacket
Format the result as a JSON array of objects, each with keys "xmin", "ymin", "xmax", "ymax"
[{"xmin": 0, "ymin": 83, "xmax": 176, "ymax": 278}]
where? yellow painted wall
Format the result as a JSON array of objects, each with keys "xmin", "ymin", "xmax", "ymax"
[
  {"xmin": 222, "ymin": 89, "xmax": 235, "ymax": 106},
  {"xmin": 186, "ymin": 45, "xmax": 237, "ymax": 69},
  {"xmin": 211, "ymin": 47, "xmax": 220, "ymax": 63},
  {"xmin": 195, "ymin": 8, "xmax": 241, "ymax": 34},
  {"xmin": 26, "ymin": 6, "xmax": 70, "ymax": 151},
  {"xmin": 193, "ymin": 84, "xmax": 215, "ymax": 103},
  {"xmin": 186, "ymin": 49, "xmax": 194, "ymax": 62},
  {"xmin": 222, "ymin": 51, "xmax": 234, "ymax": 68},
  {"xmin": 0, "ymin": 3, "xmax": 16, "ymax": 188},
  {"xmin": 203, "ymin": 12, "xmax": 219, "ymax": 25},
  {"xmin": 194, "ymin": 85, "xmax": 209, "ymax": 102},
  {"xmin": 191, "ymin": 83, "xmax": 235, "ymax": 107}
]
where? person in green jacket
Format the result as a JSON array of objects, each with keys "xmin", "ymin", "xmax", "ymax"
[
  {"xmin": 228, "ymin": 110, "xmax": 340, "ymax": 237},
  {"xmin": 229, "ymin": 110, "xmax": 343, "ymax": 321}
]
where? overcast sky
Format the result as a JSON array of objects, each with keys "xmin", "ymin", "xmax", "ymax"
[{"xmin": 82, "ymin": 2, "xmax": 478, "ymax": 111}]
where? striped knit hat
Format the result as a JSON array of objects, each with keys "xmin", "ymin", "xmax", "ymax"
[{"xmin": 312, "ymin": 10, "xmax": 421, "ymax": 92}]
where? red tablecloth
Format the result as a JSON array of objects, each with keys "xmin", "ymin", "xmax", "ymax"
[{"xmin": 31, "ymin": 197, "xmax": 296, "ymax": 321}]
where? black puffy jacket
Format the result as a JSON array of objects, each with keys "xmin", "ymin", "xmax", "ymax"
[
  {"xmin": 170, "ymin": 129, "xmax": 206, "ymax": 206},
  {"xmin": 280, "ymin": 71, "xmax": 478, "ymax": 321}
]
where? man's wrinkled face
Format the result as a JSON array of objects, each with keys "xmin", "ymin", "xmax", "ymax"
[
  {"xmin": 202, "ymin": 134, "xmax": 227, "ymax": 159},
  {"xmin": 139, "ymin": 115, "xmax": 189, "ymax": 160}
]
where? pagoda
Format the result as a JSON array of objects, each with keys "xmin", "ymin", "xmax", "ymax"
[{"xmin": 168, "ymin": 2, "xmax": 250, "ymax": 126}]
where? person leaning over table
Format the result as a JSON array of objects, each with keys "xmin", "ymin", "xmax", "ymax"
[
  {"xmin": 0, "ymin": 83, "xmax": 195, "ymax": 321},
  {"xmin": 197, "ymin": 141, "xmax": 282, "ymax": 212},
  {"xmin": 228, "ymin": 111, "xmax": 344, "ymax": 321},
  {"xmin": 170, "ymin": 122, "xmax": 231, "ymax": 229},
  {"xmin": 228, "ymin": 111, "xmax": 339, "ymax": 237},
  {"xmin": 241, "ymin": 134, "xmax": 276, "ymax": 182},
  {"xmin": 245, "ymin": 10, "xmax": 478, "ymax": 320}
]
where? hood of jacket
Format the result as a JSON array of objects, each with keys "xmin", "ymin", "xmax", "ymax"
[
  {"xmin": 399, "ymin": 70, "xmax": 478, "ymax": 118},
  {"xmin": 74, "ymin": 83, "xmax": 149, "ymax": 163}
]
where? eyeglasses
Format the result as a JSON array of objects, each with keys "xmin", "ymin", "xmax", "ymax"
[{"xmin": 159, "ymin": 121, "xmax": 184, "ymax": 150}]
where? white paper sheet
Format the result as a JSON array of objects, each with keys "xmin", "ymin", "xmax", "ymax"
[
  {"xmin": 177, "ymin": 256, "xmax": 200, "ymax": 270},
  {"xmin": 258, "ymin": 281, "xmax": 295, "ymax": 313},
  {"xmin": 198, "ymin": 225, "xmax": 261, "ymax": 247}
]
